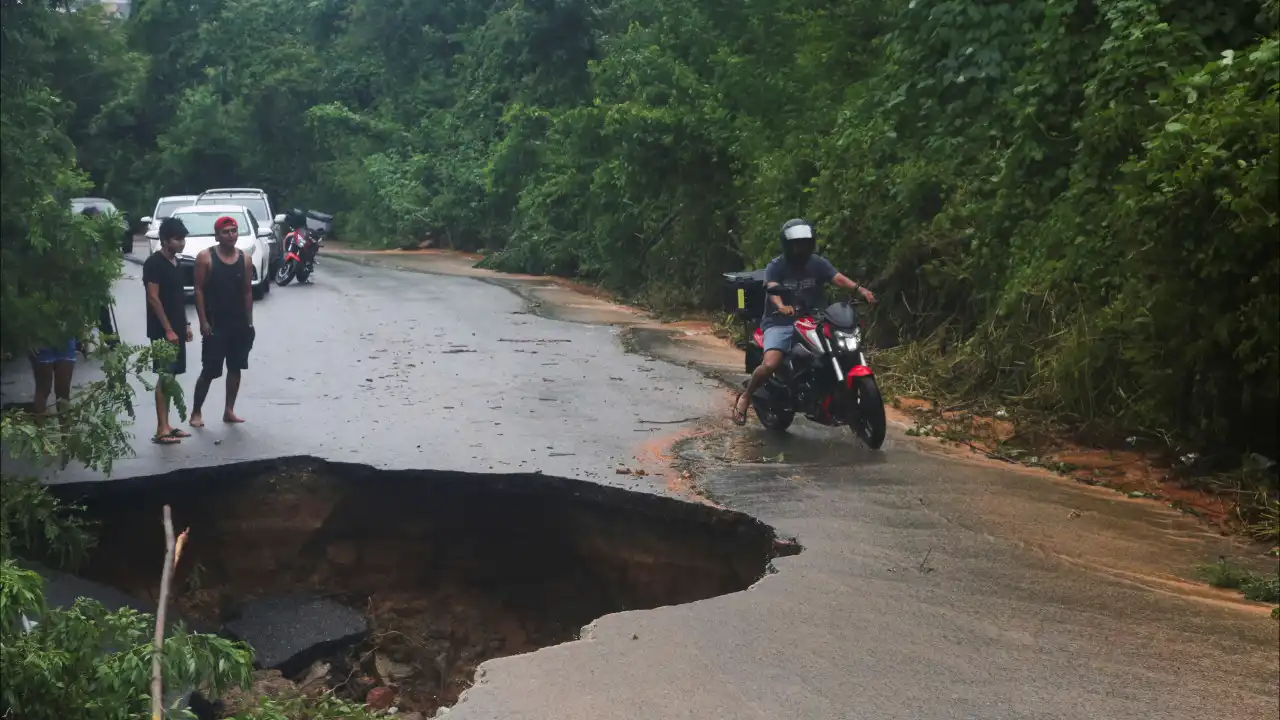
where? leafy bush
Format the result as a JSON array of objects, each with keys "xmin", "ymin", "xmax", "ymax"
[
  {"xmin": 229, "ymin": 695, "xmax": 388, "ymax": 720},
  {"xmin": 1, "ymin": 561, "xmax": 254, "ymax": 720},
  {"xmin": 1197, "ymin": 558, "xmax": 1280, "ymax": 603}
]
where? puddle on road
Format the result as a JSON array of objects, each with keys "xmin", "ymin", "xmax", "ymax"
[
  {"xmin": 49, "ymin": 458, "xmax": 798, "ymax": 717},
  {"xmin": 625, "ymin": 325, "xmax": 743, "ymax": 376},
  {"xmin": 682, "ymin": 418, "xmax": 892, "ymax": 469}
]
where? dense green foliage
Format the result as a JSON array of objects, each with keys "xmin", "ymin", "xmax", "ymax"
[
  {"xmin": 1, "ymin": 558, "xmax": 253, "ymax": 719},
  {"xmin": 0, "ymin": 474, "xmax": 382, "ymax": 719},
  {"xmin": 9, "ymin": 0, "xmax": 1280, "ymax": 462},
  {"xmin": 0, "ymin": 2, "xmax": 130, "ymax": 356},
  {"xmin": 0, "ymin": 5, "xmax": 380, "ymax": 716},
  {"xmin": 53, "ymin": 0, "xmax": 1274, "ymax": 462}
]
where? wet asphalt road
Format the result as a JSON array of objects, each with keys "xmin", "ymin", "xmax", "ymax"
[
  {"xmin": 3, "ymin": 252, "xmax": 1276, "ymax": 719},
  {"xmin": 453, "ymin": 437, "xmax": 1279, "ymax": 720},
  {"xmin": 2, "ymin": 254, "xmax": 723, "ymax": 486}
]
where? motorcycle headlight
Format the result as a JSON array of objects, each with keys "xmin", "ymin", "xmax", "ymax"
[{"xmin": 833, "ymin": 328, "xmax": 861, "ymax": 351}]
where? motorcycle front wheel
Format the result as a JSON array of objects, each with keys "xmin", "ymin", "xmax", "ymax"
[
  {"xmin": 275, "ymin": 259, "xmax": 297, "ymax": 286},
  {"xmin": 848, "ymin": 376, "xmax": 887, "ymax": 449}
]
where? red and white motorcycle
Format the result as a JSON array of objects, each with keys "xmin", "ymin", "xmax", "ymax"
[
  {"xmin": 274, "ymin": 226, "xmax": 323, "ymax": 286},
  {"xmin": 743, "ymin": 286, "xmax": 887, "ymax": 448}
]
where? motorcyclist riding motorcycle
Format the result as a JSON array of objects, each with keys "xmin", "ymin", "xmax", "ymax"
[{"xmin": 732, "ymin": 218, "xmax": 876, "ymax": 425}]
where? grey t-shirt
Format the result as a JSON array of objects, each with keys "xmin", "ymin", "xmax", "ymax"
[{"xmin": 760, "ymin": 254, "xmax": 839, "ymax": 329}]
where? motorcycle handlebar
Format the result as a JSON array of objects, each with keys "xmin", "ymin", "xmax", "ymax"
[{"xmin": 790, "ymin": 297, "xmax": 873, "ymax": 315}]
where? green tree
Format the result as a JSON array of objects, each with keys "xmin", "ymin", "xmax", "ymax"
[{"xmin": 56, "ymin": 0, "xmax": 1280, "ymax": 466}]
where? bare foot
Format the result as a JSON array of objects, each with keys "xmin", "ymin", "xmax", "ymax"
[
  {"xmin": 189, "ymin": 413, "xmax": 205, "ymax": 428},
  {"xmin": 223, "ymin": 411, "xmax": 245, "ymax": 423}
]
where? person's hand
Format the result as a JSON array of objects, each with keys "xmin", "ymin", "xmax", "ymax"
[
  {"xmin": 200, "ymin": 321, "xmax": 212, "ymax": 337},
  {"xmin": 165, "ymin": 328, "xmax": 179, "ymax": 344},
  {"xmin": 185, "ymin": 326, "xmax": 194, "ymax": 342},
  {"xmin": 779, "ymin": 305, "xmax": 796, "ymax": 316},
  {"xmin": 859, "ymin": 286, "xmax": 877, "ymax": 304}
]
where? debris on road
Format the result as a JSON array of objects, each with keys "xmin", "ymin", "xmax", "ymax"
[
  {"xmin": 374, "ymin": 652, "xmax": 415, "ymax": 685},
  {"xmin": 365, "ymin": 685, "xmax": 395, "ymax": 710}
]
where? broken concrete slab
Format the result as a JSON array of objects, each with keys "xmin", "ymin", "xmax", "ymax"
[
  {"xmin": 224, "ymin": 594, "xmax": 368, "ymax": 675},
  {"xmin": 20, "ymin": 560, "xmax": 217, "ymax": 634},
  {"xmin": 25, "ymin": 561, "xmax": 151, "ymax": 617}
]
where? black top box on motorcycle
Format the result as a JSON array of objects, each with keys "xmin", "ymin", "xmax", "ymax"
[
  {"xmin": 722, "ymin": 269, "xmax": 767, "ymax": 319},
  {"xmin": 288, "ymin": 208, "xmax": 335, "ymax": 234}
]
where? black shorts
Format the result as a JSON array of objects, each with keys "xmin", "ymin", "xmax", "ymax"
[
  {"xmin": 201, "ymin": 325, "xmax": 255, "ymax": 378},
  {"xmin": 152, "ymin": 340, "xmax": 187, "ymax": 376}
]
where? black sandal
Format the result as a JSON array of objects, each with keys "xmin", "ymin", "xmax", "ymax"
[{"xmin": 732, "ymin": 393, "xmax": 749, "ymax": 426}]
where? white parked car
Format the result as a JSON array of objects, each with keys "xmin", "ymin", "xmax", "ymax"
[
  {"xmin": 139, "ymin": 194, "xmax": 198, "ymax": 236},
  {"xmin": 146, "ymin": 204, "xmax": 273, "ymax": 300},
  {"xmin": 194, "ymin": 188, "xmax": 283, "ymax": 276}
]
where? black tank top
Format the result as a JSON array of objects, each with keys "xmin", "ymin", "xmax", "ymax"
[{"xmin": 207, "ymin": 249, "xmax": 247, "ymax": 328}]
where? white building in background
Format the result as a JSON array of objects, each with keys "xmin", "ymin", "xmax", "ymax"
[
  {"xmin": 62, "ymin": 1, "xmax": 132, "ymax": 17},
  {"xmin": 99, "ymin": 1, "xmax": 131, "ymax": 17}
]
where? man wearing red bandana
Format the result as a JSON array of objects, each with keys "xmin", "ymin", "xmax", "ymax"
[{"xmin": 190, "ymin": 215, "xmax": 255, "ymax": 426}]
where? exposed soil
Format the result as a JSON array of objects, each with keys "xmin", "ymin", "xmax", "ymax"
[
  {"xmin": 50, "ymin": 457, "xmax": 797, "ymax": 717},
  {"xmin": 888, "ymin": 396, "xmax": 1248, "ymax": 535}
]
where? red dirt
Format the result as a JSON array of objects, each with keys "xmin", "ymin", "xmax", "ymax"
[
  {"xmin": 891, "ymin": 396, "xmax": 1239, "ymax": 533},
  {"xmin": 332, "ymin": 246, "xmax": 486, "ymax": 262},
  {"xmin": 631, "ymin": 424, "xmax": 721, "ymax": 507}
]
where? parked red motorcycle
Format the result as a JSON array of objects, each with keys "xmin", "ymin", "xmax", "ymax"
[{"xmin": 275, "ymin": 226, "xmax": 322, "ymax": 286}]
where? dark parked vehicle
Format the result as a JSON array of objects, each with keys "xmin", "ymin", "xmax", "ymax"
[
  {"xmin": 71, "ymin": 197, "xmax": 132, "ymax": 254},
  {"xmin": 275, "ymin": 207, "xmax": 333, "ymax": 236}
]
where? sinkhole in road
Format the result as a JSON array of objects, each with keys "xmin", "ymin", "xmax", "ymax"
[{"xmin": 51, "ymin": 456, "xmax": 799, "ymax": 717}]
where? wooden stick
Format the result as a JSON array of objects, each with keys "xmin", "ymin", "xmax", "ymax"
[{"xmin": 151, "ymin": 506, "xmax": 176, "ymax": 720}]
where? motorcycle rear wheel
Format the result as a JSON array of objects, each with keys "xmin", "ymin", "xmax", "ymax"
[
  {"xmin": 752, "ymin": 392, "xmax": 795, "ymax": 432},
  {"xmin": 848, "ymin": 376, "xmax": 887, "ymax": 449}
]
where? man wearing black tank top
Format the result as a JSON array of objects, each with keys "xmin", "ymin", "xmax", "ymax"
[{"xmin": 191, "ymin": 215, "xmax": 255, "ymax": 427}]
